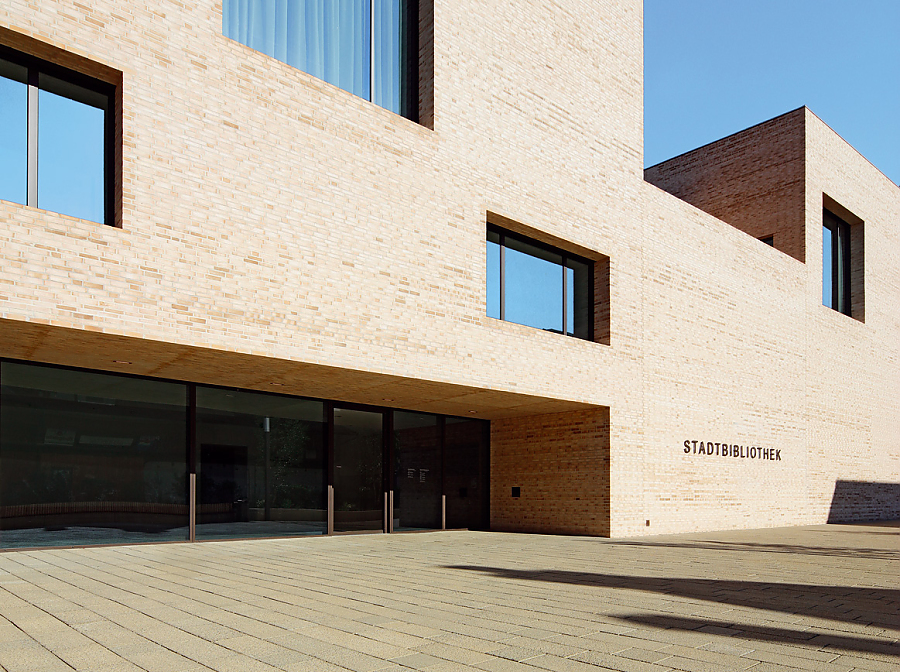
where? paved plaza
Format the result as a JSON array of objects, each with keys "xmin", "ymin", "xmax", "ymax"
[{"xmin": 0, "ymin": 523, "xmax": 897, "ymax": 672}]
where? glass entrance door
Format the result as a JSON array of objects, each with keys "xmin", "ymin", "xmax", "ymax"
[{"xmin": 332, "ymin": 407, "xmax": 384, "ymax": 532}]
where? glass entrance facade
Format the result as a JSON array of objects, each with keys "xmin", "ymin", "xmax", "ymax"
[
  {"xmin": 333, "ymin": 407, "xmax": 384, "ymax": 532},
  {"xmin": 0, "ymin": 362, "xmax": 188, "ymax": 548},
  {"xmin": 0, "ymin": 360, "xmax": 489, "ymax": 548}
]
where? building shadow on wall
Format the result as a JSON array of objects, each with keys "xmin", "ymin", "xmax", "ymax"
[
  {"xmin": 827, "ymin": 480, "xmax": 900, "ymax": 523},
  {"xmin": 444, "ymin": 565, "xmax": 900, "ymax": 655}
]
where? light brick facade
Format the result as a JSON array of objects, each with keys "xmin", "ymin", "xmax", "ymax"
[{"xmin": 0, "ymin": 1, "xmax": 897, "ymax": 540}]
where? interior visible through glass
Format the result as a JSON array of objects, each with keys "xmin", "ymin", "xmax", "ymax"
[
  {"xmin": 333, "ymin": 407, "xmax": 383, "ymax": 532},
  {"xmin": 195, "ymin": 387, "xmax": 326, "ymax": 539},
  {"xmin": 0, "ymin": 362, "xmax": 188, "ymax": 548},
  {"xmin": 393, "ymin": 411, "xmax": 441, "ymax": 530},
  {"xmin": 443, "ymin": 417, "xmax": 488, "ymax": 529}
]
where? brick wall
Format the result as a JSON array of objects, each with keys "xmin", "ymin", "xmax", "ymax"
[
  {"xmin": 491, "ymin": 408, "xmax": 610, "ymax": 536},
  {"xmin": 0, "ymin": 1, "xmax": 897, "ymax": 539},
  {"xmin": 645, "ymin": 108, "xmax": 807, "ymax": 262}
]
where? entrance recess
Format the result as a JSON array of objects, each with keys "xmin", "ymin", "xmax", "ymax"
[{"xmin": 332, "ymin": 407, "xmax": 384, "ymax": 532}]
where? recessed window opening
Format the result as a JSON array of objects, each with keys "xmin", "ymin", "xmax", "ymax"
[
  {"xmin": 487, "ymin": 225, "xmax": 593, "ymax": 340},
  {"xmin": 222, "ymin": 0, "xmax": 419, "ymax": 121},
  {"xmin": 822, "ymin": 209, "xmax": 850, "ymax": 315},
  {"xmin": 0, "ymin": 47, "xmax": 114, "ymax": 225}
]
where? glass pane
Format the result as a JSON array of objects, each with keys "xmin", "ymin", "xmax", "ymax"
[
  {"xmin": 223, "ymin": 0, "xmax": 371, "ymax": 103},
  {"xmin": 504, "ymin": 237, "xmax": 564, "ymax": 333},
  {"xmin": 393, "ymin": 412, "xmax": 440, "ymax": 530},
  {"xmin": 443, "ymin": 417, "xmax": 488, "ymax": 530},
  {"xmin": 486, "ymin": 236, "xmax": 500, "ymax": 319},
  {"xmin": 0, "ymin": 362, "xmax": 188, "ymax": 548},
  {"xmin": 836, "ymin": 222, "xmax": 849, "ymax": 314},
  {"xmin": 822, "ymin": 224, "xmax": 833, "ymax": 308},
  {"xmin": 373, "ymin": 0, "xmax": 401, "ymax": 114},
  {"xmin": 37, "ymin": 78, "xmax": 106, "ymax": 223},
  {"xmin": 195, "ymin": 387, "xmax": 325, "ymax": 539},
  {"xmin": 0, "ymin": 59, "xmax": 28, "ymax": 205},
  {"xmin": 333, "ymin": 407, "xmax": 383, "ymax": 532},
  {"xmin": 567, "ymin": 258, "xmax": 591, "ymax": 339}
]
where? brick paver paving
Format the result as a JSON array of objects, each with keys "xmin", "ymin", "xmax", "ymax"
[{"xmin": 0, "ymin": 522, "xmax": 897, "ymax": 671}]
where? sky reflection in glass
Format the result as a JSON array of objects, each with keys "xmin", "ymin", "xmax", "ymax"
[
  {"xmin": 37, "ymin": 88, "xmax": 106, "ymax": 224},
  {"xmin": 0, "ymin": 62, "xmax": 28, "ymax": 206},
  {"xmin": 505, "ymin": 239, "xmax": 564, "ymax": 334}
]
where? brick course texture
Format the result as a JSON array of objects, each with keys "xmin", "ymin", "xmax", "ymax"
[{"xmin": 0, "ymin": 1, "xmax": 898, "ymax": 538}]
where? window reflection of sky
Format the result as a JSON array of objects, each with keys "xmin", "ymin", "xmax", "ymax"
[
  {"xmin": 38, "ymin": 89, "xmax": 105, "ymax": 223},
  {"xmin": 486, "ymin": 239, "xmax": 500, "ymax": 319},
  {"xmin": 0, "ymin": 73, "xmax": 27, "ymax": 205},
  {"xmin": 505, "ymin": 246, "xmax": 564, "ymax": 333}
]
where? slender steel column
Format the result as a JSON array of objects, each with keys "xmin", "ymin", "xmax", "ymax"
[
  {"xmin": 441, "ymin": 494, "xmax": 446, "ymax": 531},
  {"xmin": 188, "ymin": 384, "xmax": 197, "ymax": 542},
  {"xmin": 189, "ymin": 474, "xmax": 196, "ymax": 542},
  {"xmin": 263, "ymin": 417, "xmax": 271, "ymax": 521},
  {"xmin": 327, "ymin": 485, "xmax": 334, "ymax": 535},
  {"xmin": 389, "ymin": 490, "xmax": 394, "ymax": 533}
]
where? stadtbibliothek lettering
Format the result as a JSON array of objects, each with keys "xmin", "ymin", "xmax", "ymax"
[{"xmin": 683, "ymin": 440, "xmax": 781, "ymax": 461}]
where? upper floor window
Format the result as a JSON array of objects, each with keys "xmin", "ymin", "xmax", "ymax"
[
  {"xmin": 0, "ymin": 46, "xmax": 114, "ymax": 226},
  {"xmin": 487, "ymin": 225, "xmax": 593, "ymax": 340},
  {"xmin": 822, "ymin": 209, "xmax": 850, "ymax": 315},
  {"xmin": 223, "ymin": 0, "xmax": 419, "ymax": 121}
]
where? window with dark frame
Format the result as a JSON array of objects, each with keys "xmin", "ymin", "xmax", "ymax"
[
  {"xmin": 0, "ymin": 45, "xmax": 115, "ymax": 226},
  {"xmin": 222, "ymin": 0, "xmax": 419, "ymax": 122},
  {"xmin": 823, "ymin": 209, "xmax": 851, "ymax": 315},
  {"xmin": 487, "ymin": 225, "xmax": 593, "ymax": 340}
]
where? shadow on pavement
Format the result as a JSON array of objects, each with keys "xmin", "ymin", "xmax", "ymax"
[
  {"xmin": 610, "ymin": 614, "xmax": 900, "ymax": 658},
  {"xmin": 592, "ymin": 539, "xmax": 898, "ymax": 561},
  {"xmin": 444, "ymin": 566, "xmax": 900, "ymax": 629}
]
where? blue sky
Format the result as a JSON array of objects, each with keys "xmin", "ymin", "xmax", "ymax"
[{"xmin": 643, "ymin": 0, "xmax": 900, "ymax": 185}]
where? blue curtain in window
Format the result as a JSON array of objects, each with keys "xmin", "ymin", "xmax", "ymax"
[
  {"xmin": 373, "ymin": 0, "xmax": 401, "ymax": 113},
  {"xmin": 223, "ymin": 0, "xmax": 371, "ymax": 102}
]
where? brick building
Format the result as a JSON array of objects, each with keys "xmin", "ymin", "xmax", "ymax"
[{"xmin": 0, "ymin": 1, "xmax": 897, "ymax": 549}]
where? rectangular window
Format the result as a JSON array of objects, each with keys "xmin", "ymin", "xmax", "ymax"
[
  {"xmin": 487, "ymin": 225, "xmax": 593, "ymax": 340},
  {"xmin": 823, "ymin": 209, "xmax": 851, "ymax": 315},
  {"xmin": 195, "ymin": 387, "xmax": 326, "ymax": 540},
  {"xmin": 0, "ymin": 361, "xmax": 189, "ymax": 549},
  {"xmin": 223, "ymin": 0, "xmax": 418, "ymax": 121},
  {"xmin": 0, "ymin": 46, "xmax": 114, "ymax": 226}
]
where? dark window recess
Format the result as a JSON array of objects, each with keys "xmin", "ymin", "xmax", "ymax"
[
  {"xmin": 760, "ymin": 235, "xmax": 774, "ymax": 246},
  {"xmin": 0, "ymin": 46, "xmax": 115, "ymax": 225},
  {"xmin": 222, "ymin": 0, "xmax": 419, "ymax": 121},
  {"xmin": 487, "ymin": 225, "xmax": 593, "ymax": 339},
  {"xmin": 823, "ymin": 209, "xmax": 851, "ymax": 315},
  {"xmin": 511, "ymin": 486, "xmax": 521, "ymax": 498}
]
